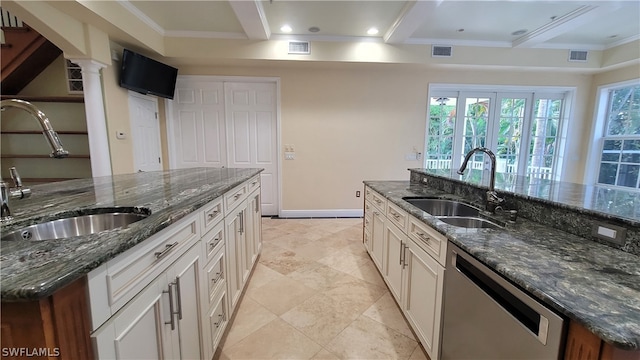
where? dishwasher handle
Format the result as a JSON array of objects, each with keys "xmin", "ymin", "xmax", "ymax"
[{"xmin": 453, "ymin": 251, "xmax": 550, "ymax": 345}]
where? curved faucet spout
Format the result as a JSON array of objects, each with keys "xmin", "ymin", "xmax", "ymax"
[
  {"xmin": 457, "ymin": 146, "xmax": 503, "ymax": 213},
  {"xmin": 1, "ymin": 99, "xmax": 69, "ymax": 158}
]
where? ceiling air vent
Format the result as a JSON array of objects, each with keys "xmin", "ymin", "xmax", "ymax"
[
  {"xmin": 569, "ymin": 50, "xmax": 588, "ymax": 62},
  {"xmin": 288, "ymin": 41, "xmax": 310, "ymax": 55},
  {"xmin": 432, "ymin": 45, "xmax": 452, "ymax": 58}
]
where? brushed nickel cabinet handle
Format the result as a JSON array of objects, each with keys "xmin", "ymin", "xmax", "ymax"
[
  {"xmin": 154, "ymin": 242, "xmax": 179, "ymax": 260},
  {"xmin": 164, "ymin": 283, "xmax": 176, "ymax": 330}
]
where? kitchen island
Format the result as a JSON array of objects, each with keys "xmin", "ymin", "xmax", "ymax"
[
  {"xmin": 0, "ymin": 167, "xmax": 263, "ymax": 359},
  {"xmin": 364, "ymin": 169, "xmax": 639, "ymax": 359}
]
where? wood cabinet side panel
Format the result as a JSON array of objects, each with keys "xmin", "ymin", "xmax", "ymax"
[
  {"xmin": 50, "ymin": 277, "xmax": 94, "ymax": 360},
  {"xmin": 564, "ymin": 321, "xmax": 602, "ymax": 360}
]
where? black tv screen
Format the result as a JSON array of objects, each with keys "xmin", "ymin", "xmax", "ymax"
[{"xmin": 119, "ymin": 49, "xmax": 178, "ymax": 99}]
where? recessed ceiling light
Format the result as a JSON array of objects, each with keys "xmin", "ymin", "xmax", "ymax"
[
  {"xmin": 609, "ymin": 34, "xmax": 618, "ymax": 38},
  {"xmin": 280, "ymin": 24, "xmax": 292, "ymax": 33},
  {"xmin": 308, "ymin": 26, "xmax": 320, "ymax": 33},
  {"xmin": 457, "ymin": 28, "xmax": 465, "ymax": 33},
  {"xmin": 367, "ymin": 27, "xmax": 379, "ymax": 35},
  {"xmin": 511, "ymin": 29, "xmax": 527, "ymax": 36}
]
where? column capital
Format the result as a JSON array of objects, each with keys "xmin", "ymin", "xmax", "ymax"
[{"xmin": 67, "ymin": 58, "xmax": 107, "ymax": 74}]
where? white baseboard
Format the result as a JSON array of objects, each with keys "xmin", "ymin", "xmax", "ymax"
[{"xmin": 278, "ymin": 209, "xmax": 363, "ymax": 218}]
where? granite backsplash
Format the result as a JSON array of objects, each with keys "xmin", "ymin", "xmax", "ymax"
[{"xmin": 409, "ymin": 169, "xmax": 640, "ymax": 256}]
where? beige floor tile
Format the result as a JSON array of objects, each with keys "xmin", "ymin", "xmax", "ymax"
[
  {"xmin": 280, "ymin": 293, "xmax": 362, "ymax": 346},
  {"xmin": 289, "ymin": 240, "xmax": 343, "ymax": 261},
  {"xmin": 273, "ymin": 232, "xmax": 316, "ymax": 252},
  {"xmin": 245, "ymin": 263, "xmax": 286, "ymax": 291},
  {"xmin": 221, "ymin": 297, "xmax": 277, "ymax": 349},
  {"xmin": 409, "ymin": 345, "xmax": 430, "ymax": 360},
  {"xmin": 343, "ymin": 259, "xmax": 387, "ymax": 287},
  {"xmin": 311, "ymin": 348, "xmax": 340, "ymax": 360},
  {"xmin": 287, "ymin": 262, "xmax": 358, "ymax": 292},
  {"xmin": 317, "ymin": 250, "xmax": 371, "ymax": 275},
  {"xmin": 323, "ymin": 277, "xmax": 388, "ymax": 314},
  {"xmin": 363, "ymin": 292, "xmax": 415, "ymax": 340},
  {"xmin": 248, "ymin": 276, "xmax": 317, "ymax": 315},
  {"xmin": 222, "ymin": 318, "xmax": 322, "ymax": 360},
  {"xmin": 259, "ymin": 248, "xmax": 314, "ymax": 275},
  {"xmin": 326, "ymin": 315, "xmax": 419, "ymax": 360}
]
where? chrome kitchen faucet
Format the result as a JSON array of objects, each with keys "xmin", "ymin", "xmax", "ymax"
[
  {"xmin": 458, "ymin": 147, "xmax": 504, "ymax": 213},
  {"xmin": 0, "ymin": 99, "xmax": 69, "ymax": 221}
]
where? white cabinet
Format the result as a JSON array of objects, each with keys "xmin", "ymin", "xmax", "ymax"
[
  {"xmin": 403, "ymin": 237, "xmax": 445, "ymax": 359},
  {"xmin": 383, "ymin": 221, "xmax": 406, "ymax": 303},
  {"xmin": 247, "ymin": 188, "xmax": 262, "ymax": 268},
  {"xmin": 167, "ymin": 242, "xmax": 204, "ymax": 360},
  {"xmin": 363, "ymin": 186, "xmax": 446, "ymax": 360},
  {"xmin": 225, "ymin": 200, "xmax": 247, "ymax": 313},
  {"xmin": 90, "ymin": 175, "xmax": 262, "ymax": 360},
  {"xmin": 93, "ymin": 242, "xmax": 203, "ymax": 359}
]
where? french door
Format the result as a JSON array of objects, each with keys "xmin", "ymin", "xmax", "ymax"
[{"xmin": 426, "ymin": 90, "xmax": 566, "ymax": 183}]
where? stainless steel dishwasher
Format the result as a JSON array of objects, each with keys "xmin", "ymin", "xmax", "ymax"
[{"xmin": 441, "ymin": 243, "xmax": 566, "ymax": 359}]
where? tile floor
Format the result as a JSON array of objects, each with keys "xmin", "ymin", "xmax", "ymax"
[{"xmin": 217, "ymin": 218, "xmax": 429, "ymax": 360}]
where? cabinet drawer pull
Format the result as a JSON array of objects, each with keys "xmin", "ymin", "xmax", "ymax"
[
  {"xmin": 212, "ymin": 271, "xmax": 224, "ymax": 284},
  {"xmin": 402, "ymin": 243, "xmax": 408, "ymax": 269},
  {"xmin": 209, "ymin": 236, "xmax": 221, "ymax": 249},
  {"xmin": 214, "ymin": 311, "xmax": 226, "ymax": 328},
  {"xmin": 375, "ymin": 199, "xmax": 382, "ymax": 204},
  {"xmin": 416, "ymin": 232, "xmax": 430, "ymax": 241},
  {"xmin": 239, "ymin": 211, "xmax": 244, "ymax": 234},
  {"xmin": 207, "ymin": 210, "xmax": 219, "ymax": 219},
  {"xmin": 233, "ymin": 192, "xmax": 242, "ymax": 200},
  {"xmin": 390, "ymin": 211, "xmax": 401, "ymax": 220},
  {"xmin": 154, "ymin": 242, "xmax": 179, "ymax": 260}
]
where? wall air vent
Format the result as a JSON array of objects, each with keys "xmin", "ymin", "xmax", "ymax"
[
  {"xmin": 432, "ymin": 45, "xmax": 452, "ymax": 57},
  {"xmin": 288, "ymin": 41, "xmax": 310, "ymax": 55},
  {"xmin": 568, "ymin": 50, "xmax": 588, "ymax": 62}
]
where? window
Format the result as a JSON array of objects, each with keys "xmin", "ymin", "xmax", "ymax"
[
  {"xmin": 65, "ymin": 60, "xmax": 83, "ymax": 94},
  {"xmin": 595, "ymin": 83, "xmax": 640, "ymax": 189},
  {"xmin": 426, "ymin": 86, "xmax": 570, "ymax": 183}
]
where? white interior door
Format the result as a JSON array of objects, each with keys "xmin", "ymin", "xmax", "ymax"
[
  {"xmin": 224, "ymin": 82, "xmax": 278, "ymax": 216},
  {"xmin": 129, "ymin": 93, "xmax": 162, "ymax": 172},
  {"xmin": 171, "ymin": 80, "xmax": 227, "ymax": 168}
]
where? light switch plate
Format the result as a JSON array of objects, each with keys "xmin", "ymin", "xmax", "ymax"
[{"xmin": 591, "ymin": 222, "xmax": 626, "ymax": 246}]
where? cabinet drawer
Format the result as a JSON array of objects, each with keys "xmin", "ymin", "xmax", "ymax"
[
  {"xmin": 104, "ymin": 213, "xmax": 200, "ymax": 314},
  {"xmin": 201, "ymin": 197, "xmax": 223, "ymax": 235},
  {"xmin": 408, "ymin": 216, "xmax": 447, "ymax": 266},
  {"xmin": 202, "ymin": 221, "xmax": 225, "ymax": 263},
  {"xmin": 366, "ymin": 187, "xmax": 386, "ymax": 211},
  {"xmin": 247, "ymin": 175, "xmax": 260, "ymax": 193},
  {"xmin": 386, "ymin": 201, "xmax": 408, "ymax": 231},
  {"xmin": 207, "ymin": 291, "xmax": 228, "ymax": 354},
  {"xmin": 224, "ymin": 183, "xmax": 248, "ymax": 213},
  {"xmin": 206, "ymin": 247, "xmax": 226, "ymax": 303}
]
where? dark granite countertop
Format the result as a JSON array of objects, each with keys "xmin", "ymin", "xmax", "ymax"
[
  {"xmin": 364, "ymin": 180, "xmax": 640, "ymax": 351},
  {"xmin": 0, "ymin": 168, "xmax": 262, "ymax": 302}
]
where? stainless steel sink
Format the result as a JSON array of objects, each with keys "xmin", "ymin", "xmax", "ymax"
[
  {"xmin": 403, "ymin": 197, "xmax": 481, "ymax": 217},
  {"xmin": 1, "ymin": 209, "xmax": 150, "ymax": 241},
  {"xmin": 438, "ymin": 216, "xmax": 503, "ymax": 229}
]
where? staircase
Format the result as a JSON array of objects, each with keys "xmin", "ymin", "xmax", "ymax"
[{"xmin": 1, "ymin": 8, "xmax": 62, "ymax": 95}]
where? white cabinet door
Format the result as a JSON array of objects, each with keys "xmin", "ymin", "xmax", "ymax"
[
  {"xmin": 370, "ymin": 209, "xmax": 385, "ymax": 269},
  {"xmin": 403, "ymin": 239, "xmax": 445, "ymax": 360},
  {"xmin": 171, "ymin": 80, "xmax": 227, "ymax": 168},
  {"xmin": 92, "ymin": 275, "xmax": 178, "ymax": 359},
  {"xmin": 225, "ymin": 202, "xmax": 247, "ymax": 313},
  {"xmin": 224, "ymin": 82, "xmax": 278, "ymax": 216},
  {"xmin": 246, "ymin": 189, "xmax": 262, "ymax": 265},
  {"xmin": 167, "ymin": 242, "xmax": 204, "ymax": 360},
  {"xmin": 383, "ymin": 221, "xmax": 405, "ymax": 303}
]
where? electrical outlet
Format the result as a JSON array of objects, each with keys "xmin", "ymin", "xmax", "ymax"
[{"xmin": 356, "ymin": 190, "xmax": 361, "ymax": 197}]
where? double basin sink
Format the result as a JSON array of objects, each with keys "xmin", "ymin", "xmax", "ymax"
[
  {"xmin": 1, "ymin": 208, "xmax": 151, "ymax": 242},
  {"xmin": 402, "ymin": 197, "xmax": 503, "ymax": 229}
]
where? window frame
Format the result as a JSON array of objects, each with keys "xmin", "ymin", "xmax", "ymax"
[
  {"xmin": 426, "ymin": 84, "xmax": 574, "ymax": 182},
  {"xmin": 587, "ymin": 79, "xmax": 640, "ymax": 190}
]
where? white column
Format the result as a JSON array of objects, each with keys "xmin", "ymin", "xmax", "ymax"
[{"xmin": 71, "ymin": 59, "xmax": 112, "ymax": 178}]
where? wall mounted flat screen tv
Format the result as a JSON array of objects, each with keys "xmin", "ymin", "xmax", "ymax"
[{"xmin": 119, "ymin": 49, "xmax": 178, "ymax": 99}]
